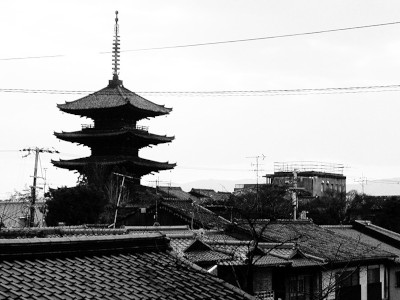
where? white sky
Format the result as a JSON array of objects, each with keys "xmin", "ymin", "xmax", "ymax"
[{"xmin": 1, "ymin": 0, "xmax": 400, "ymax": 198}]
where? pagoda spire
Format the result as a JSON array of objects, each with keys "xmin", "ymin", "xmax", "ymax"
[{"xmin": 110, "ymin": 10, "xmax": 122, "ymax": 87}]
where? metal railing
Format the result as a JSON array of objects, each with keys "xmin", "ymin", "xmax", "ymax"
[{"xmin": 274, "ymin": 161, "xmax": 344, "ymax": 175}]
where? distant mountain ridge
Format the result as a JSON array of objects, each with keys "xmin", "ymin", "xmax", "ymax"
[{"xmin": 347, "ymin": 177, "xmax": 400, "ymax": 196}]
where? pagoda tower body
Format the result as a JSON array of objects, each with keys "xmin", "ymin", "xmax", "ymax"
[{"xmin": 52, "ymin": 12, "xmax": 175, "ymax": 185}]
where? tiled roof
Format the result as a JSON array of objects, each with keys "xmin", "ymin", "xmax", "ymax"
[
  {"xmin": 184, "ymin": 250, "xmax": 233, "ymax": 264},
  {"xmin": 253, "ymin": 220, "xmax": 395, "ymax": 263},
  {"xmin": 290, "ymin": 258, "xmax": 325, "ymax": 268},
  {"xmin": 55, "ymin": 128, "xmax": 174, "ymax": 144},
  {"xmin": 58, "ymin": 85, "xmax": 171, "ymax": 116},
  {"xmin": 52, "ymin": 155, "xmax": 176, "ymax": 172},
  {"xmin": 161, "ymin": 200, "xmax": 230, "ymax": 229},
  {"xmin": 0, "ymin": 233, "xmax": 255, "ymax": 300},
  {"xmin": 167, "ymin": 230, "xmax": 321, "ymax": 269},
  {"xmin": 198, "ymin": 231, "xmax": 241, "ymax": 244},
  {"xmin": 158, "ymin": 186, "xmax": 197, "ymax": 201},
  {"xmin": 324, "ymin": 224, "xmax": 400, "ymax": 262},
  {"xmin": 251, "ymin": 255, "xmax": 289, "ymax": 266},
  {"xmin": 126, "ymin": 225, "xmax": 195, "ymax": 238},
  {"xmin": 190, "ymin": 190, "xmax": 231, "ymax": 202},
  {"xmin": 170, "ymin": 238, "xmax": 196, "ymax": 255},
  {"xmin": 0, "ymin": 227, "xmax": 127, "ymax": 239},
  {"xmin": 353, "ymin": 220, "xmax": 400, "ymax": 242},
  {"xmin": 190, "ymin": 189, "xmax": 218, "ymax": 198}
]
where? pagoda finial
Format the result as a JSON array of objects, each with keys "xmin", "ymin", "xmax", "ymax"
[
  {"xmin": 109, "ymin": 10, "xmax": 122, "ymax": 87},
  {"xmin": 112, "ymin": 11, "xmax": 120, "ymax": 78}
]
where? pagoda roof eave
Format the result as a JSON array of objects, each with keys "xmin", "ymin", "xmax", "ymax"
[
  {"xmin": 52, "ymin": 156, "xmax": 176, "ymax": 173},
  {"xmin": 57, "ymin": 85, "xmax": 172, "ymax": 117},
  {"xmin": 54, "ymin": 129, "xmax": 174, "ymax": 144}
]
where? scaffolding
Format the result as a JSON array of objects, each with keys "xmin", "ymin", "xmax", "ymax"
[{"xmin": 274, "ymin": 161, "xmax": 344, "ymax": 175}]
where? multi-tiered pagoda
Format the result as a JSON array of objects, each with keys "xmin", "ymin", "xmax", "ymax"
[{"xmin": 52, "ymin": 12, "xmax": 175, "ymax": 185}]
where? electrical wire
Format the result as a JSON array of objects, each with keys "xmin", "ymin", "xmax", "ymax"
[
  {"xmin": 2, "ymin": 20, "xmax": 400, "ymax": 61},
  {"xmin": 1, "ymin": 84, "xmax": 400, "ymax": 96},
  {"xmin": 116, "ymin": 20, "xmax": 400, "ymax": 53},
  {"xmin": 0, "ymin": 54, "xmax": 65, "ymax": 61}
]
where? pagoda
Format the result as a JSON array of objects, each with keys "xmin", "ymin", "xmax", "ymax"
[{"xmin": 52, "ymin": 11, "xmax": 175, "ymax": 185}]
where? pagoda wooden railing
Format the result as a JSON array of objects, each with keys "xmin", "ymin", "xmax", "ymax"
[
  {"xmin": 135, "ymin": 125, "xmax": 149, "ymax": 132},
  {"xmin": 81, "ymin": 124, "xmax": 149, "ymax": 132},
  {"xmin": 81, "ymin": 124, "xmax": 94, "ymax": 129}
]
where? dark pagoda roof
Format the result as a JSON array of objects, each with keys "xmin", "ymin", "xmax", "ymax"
[
  {"xmin": 52, "ymin": 155, "xmax": 176, "ymax": 174},
  {"xmin": 58, "ymin": 84, "xmax": 172, "ymax": 118},
  {"xmin": 54, "ymin": 128, "xmax": 174, "ymax": 145}
]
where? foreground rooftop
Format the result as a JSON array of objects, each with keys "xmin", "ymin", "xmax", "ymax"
[{"xmin": 0, "ymin": 233, "xmax": 254, "ymax": 299}]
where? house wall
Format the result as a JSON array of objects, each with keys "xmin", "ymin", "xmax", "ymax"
[
  {"xmin": 253, "ymin": 268, "xmax": 272, "ymax": 294},
  {"xmin": 389, "ymin": 265, "xmax": 400, "ymax": 300},
  {"xmin": 321, "ymin": 271, "xmax": 336, "ymax": 300},
  {"xmin": 359, "ymin": 266, "xmax": 367, "ymax": 300},
  {"xmin": 322, "ymin": 264, "xmax": 387, "ymax": 300},
  {"xmin": 312, "ymin": 176, "xmax": 346, "ymax": 197}
]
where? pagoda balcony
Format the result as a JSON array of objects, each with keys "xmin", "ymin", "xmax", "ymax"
[
  {"xmin": 132, "ymin": 125, "xmax": 149, "ymax": 132},
  {"xmin": 81, "ymin": 124, "xmax": 149, "ymax": 132},
  {"xmin": 81, "ymin": 124, "xmax": 94, "ymax": 130}
]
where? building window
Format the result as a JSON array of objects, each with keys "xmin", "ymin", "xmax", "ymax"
[
  {"xmin": 396, "ymin": 271, "xmax": 400, "ymax": 288},
  {"xmin": 288, "ymin": 275, "xmax": 313, "ymax": 300},
  {"xmin": 337, "ymin": 270, "xmax": 359, "ymax": 287},
  {"xmin": 368, "ymin": 266, "xmax": 380, "ymax": 284},
  {"xmin": 336, "ymin": 270, "xmax": 360, "ymax": 300}
]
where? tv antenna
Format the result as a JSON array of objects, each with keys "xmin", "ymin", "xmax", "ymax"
[{"xmin": 112, "ymin": 172, "xmax": 135, "ymax": 228}]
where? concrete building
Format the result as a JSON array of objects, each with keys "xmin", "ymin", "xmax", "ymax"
[{"xmin": 264, "ymin": 161, "xmax": 346, "ymax": 197}]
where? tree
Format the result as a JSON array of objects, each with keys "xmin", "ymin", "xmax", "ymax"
[
  {"xmin": 375, "ymin": 196, "xmax": 400, "ymax": 232},
  {"xmin": 227, "ymin": 184, "xmax": 292, "ymax": 221},
  {"xmin": 0, "ymin": 188, "xmax": 36, "ymax": 229},
  {"xmin": 344, "ymin": 192, "xmax": 400, "ymax": 233},
  {"xmin": 222, "ymin": 184, "xmax": 294, "ymax": 295},
  {"xmin": 299, "ymin": 189, "xmax": 347, "ymax": 225},
  {"xmin": 45, "ymin": 185, "xmax": 107, "ymax": 226}
]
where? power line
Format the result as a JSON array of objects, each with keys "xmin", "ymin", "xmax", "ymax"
[
  {"xmin": 116, "ymin": 20, "xmax": 400, "ymax": 53},
  {"xmin": 2, "ymin": 20, "xmax": 400, "ymax": 61},
  {"xmin": 1, "ymin": 84, "xmax": 400, "ymax": 96},
  {"xmin": 0, "ymin": 54, "xmax": 65, "ymax": 61}
]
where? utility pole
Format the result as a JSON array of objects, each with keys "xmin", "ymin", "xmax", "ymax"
[
  {"xmin": 21, "ymin": 147, "xmax": 59, "ymax": 227},
  {"xmin": 43, "ymin": 168, "xmax": 48, "ymax": 197},
  {"xmin": 246, "ymin": 154, "xmax": 266, "ymax": 212},
  {"xmin": 147, "ymin": 178, "xmax": 170, "ymax": 225},
  {"xmin": 355, "ymin": 175, "xmax": 368, "ymax": 194},
  {"xmin": 292, "ymin": 170, "xmax": 298, "ymax": 220},
  {"xmin": 112, "ymin": 172, "xmax": 134, "ymax": 228}
]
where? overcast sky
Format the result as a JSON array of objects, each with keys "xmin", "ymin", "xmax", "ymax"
[{"xmin": 1, "ymin": 0, "xmax": 400, "ymax": 198}]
